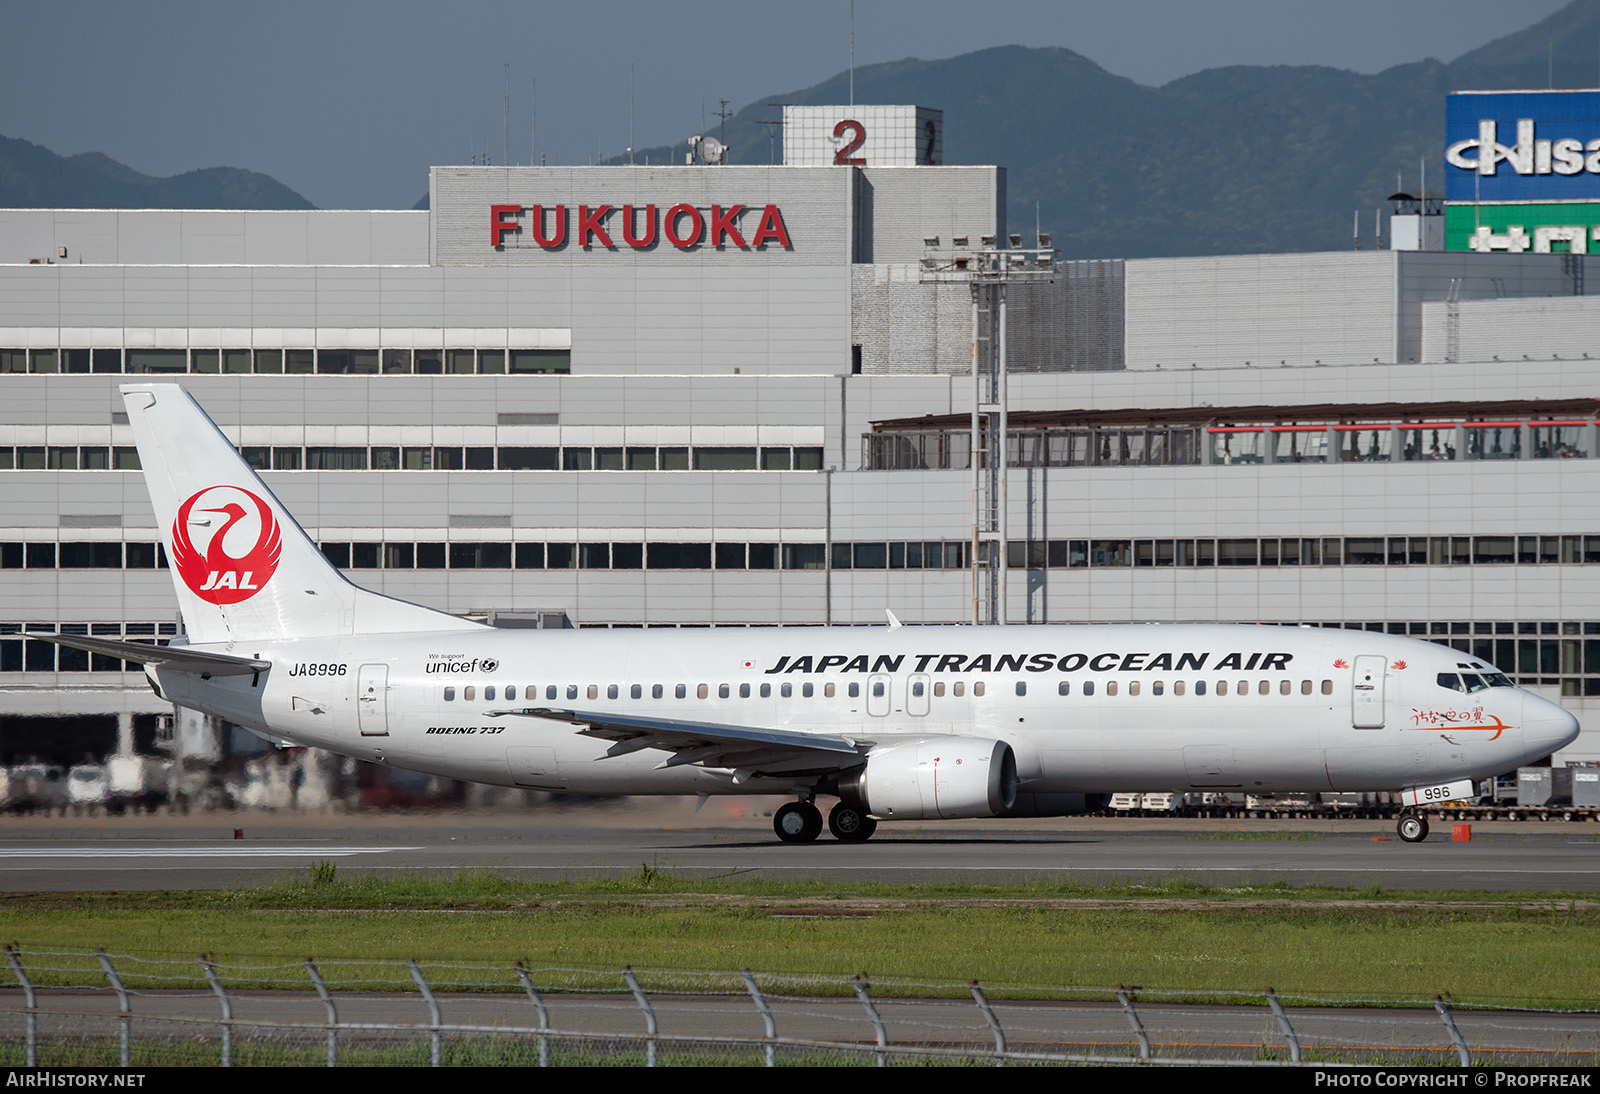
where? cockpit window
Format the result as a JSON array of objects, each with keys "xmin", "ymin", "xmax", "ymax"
[
  {"xmin": 1460, "ymin": 673, "xmax": 1488, "ymax": 693},
  {"xmin": 1484, "ymin": 672, "xmax": 1514, "ymax": 687},
  {"xmin": 1436, "ymin": 673, "xmax": 1463, "ymax": 692}
]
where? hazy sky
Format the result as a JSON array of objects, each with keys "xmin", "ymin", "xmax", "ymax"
[{"xmin": 0, "ymin": 0, "xmax": 1573, "ymax": 209}]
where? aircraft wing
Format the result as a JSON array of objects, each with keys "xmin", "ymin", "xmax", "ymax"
[
  {"xmin": 488, "ymin": 706, "xmax": 866, "ymax": 777},
  {"xmin": 32, "ymin": 633, "xmax": 270, "ymax": 677}
]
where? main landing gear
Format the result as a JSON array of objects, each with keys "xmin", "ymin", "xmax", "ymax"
[
  {"xmin": 773, "ymin": 800, "xmax": 823, "ymax": 843},
  {"xmin": 773, "ymin": 799, "xmax": 878, "ymax": 843},
  {"xmin": 1396, "ymin": 811, "xmax": 1430, "ymax": 843}
]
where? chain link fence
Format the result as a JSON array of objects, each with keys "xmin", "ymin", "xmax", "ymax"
[{"xmin": 4, "ymin": 946, "xmax": 1597, "ymax": 1067}]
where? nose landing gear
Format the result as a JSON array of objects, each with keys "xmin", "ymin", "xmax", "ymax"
[{"xmin": 1396, "ymin": 811, "xmax": 1430, "ymax": 843}]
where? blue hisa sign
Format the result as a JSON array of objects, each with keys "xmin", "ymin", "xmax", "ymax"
[{"xmin": 1446, "ymin": 90, "xmax": 1600, "ymax": 203}]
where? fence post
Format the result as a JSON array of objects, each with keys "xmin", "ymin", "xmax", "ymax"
[
  {"xmin": 970, "ymin": 980, "xmax": 1007, "ymax": 1066},
  {"xmin": 1115, "ymin": 984, "xmax": 1151, "ymax": 1062},
  {"xmin": 1264, "ymin": 987, "xmax": 1301, "ymax": 1063},
  {"xmin": 199, "ymin": 955, "xmax": 232, "ymax": 1067},
  {"xmin": 852, "ymin": 974, "xmax": 887, "ymax": 1067},
  {"xmin": 4, "ymin": 945, "xmax": 36, "ymax": 1067},
  {"xmin": 1434, "ymin": 994, "xmax": 1472, "ymax": 1066},
  {"xmin": 740, "ymin": 967, "xmax": 777, "ymax": 1068},
  {"xmin": 407, "ymin": 958, "xmax": 442, "ymax": 1067},
  {"xmin": 513, "ymin": 961, "xmax": 551, "ymax": 1068},
  {"xmin": 95, "ymin": 948, "xmax": 131, "ymax": 1068},
  {"xmin": 304, "ymin": 958, "xmax": 338, "ymax": 1068},
  {"xmin": 620, "ymin": 965, "xmax": 657, "ymax": 1067}
]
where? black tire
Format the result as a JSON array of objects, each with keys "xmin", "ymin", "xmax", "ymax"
[
  {"xmin": 1397, "ymin": 813, "xmax": 1429, "ymax": 843},
  {"xmin": 828, "ymin": 802, "xmax": 878, "ymax": 842},
  {"xmin": 774, "ymin": 801, "xmax": 822, "ymax": 843}
]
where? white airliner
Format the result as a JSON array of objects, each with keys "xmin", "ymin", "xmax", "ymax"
[{"xmin": 44, "ymin": 385, "xmax": 1580, "ymax": 844}]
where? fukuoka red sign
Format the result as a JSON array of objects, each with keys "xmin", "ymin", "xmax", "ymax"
[{"xmin": 490, "ymin": 203, "xmax": 791, "ymax": 250}]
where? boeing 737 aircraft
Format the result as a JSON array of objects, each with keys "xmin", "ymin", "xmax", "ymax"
[{"xmin": 42, "ymin": 385, "xmax": 1581, "ymax": 844}]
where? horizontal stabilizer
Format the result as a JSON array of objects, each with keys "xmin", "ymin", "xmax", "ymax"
[{"xmin": 33, "ymin": 633, "xmax": 270, "ymax": 677}]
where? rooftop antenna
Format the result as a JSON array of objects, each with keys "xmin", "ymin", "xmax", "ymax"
[
  {"xmin": 531, "ymin": 77, "xmax": 537, "ymax": 166},
  {"xmin": 715, "ymin": 98, "xmax": 733, "ymax": 148},
  {"xmin": 503, "ymin": 63, "xmax": 510, "ymax": 168},
  {"xmin": 758, "ymin": 116, "xmax": 781, "ymax": 163},
  {"xmin": 850, "ymin": 0, "xmax": 855, "ymax": 106},
  {"xmin": 628, "ymin": 62, "xmax": 635, "ymax": 165},
  {"xmin": 1353, "ymin": 210, "xmax": 1361, "ymax": 250}
]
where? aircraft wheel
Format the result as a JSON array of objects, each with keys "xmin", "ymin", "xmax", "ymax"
[
  {"xmin": 774, "ymin": 801, "xmax": 822, "ymax": 844},
  {"xmin": 828, "ymin": 802, "xmax": 877, "ymax": 842},
  {"xmin": 1397, "ymin": 812, "xmax": 1429, "ymax": 843}
]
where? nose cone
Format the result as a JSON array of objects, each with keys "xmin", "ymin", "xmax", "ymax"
[{"xmin": 1522, "ymin": 695, "xmax": 1581, "ymax": 759}]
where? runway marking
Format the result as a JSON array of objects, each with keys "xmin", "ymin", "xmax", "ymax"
[{"xmin": 0, "ymin": 846, "xmax": 418, "ymax": 858}]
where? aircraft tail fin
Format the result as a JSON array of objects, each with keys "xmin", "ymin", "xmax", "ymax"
[{"xmin": 122, "ymin": 384, "xmax": 482, "ymax": 646}]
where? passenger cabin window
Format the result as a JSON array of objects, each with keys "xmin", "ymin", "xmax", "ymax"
[
  {"xmin": 567, "ymin": 685, "xmax": 578, "ymax": 700},
  {"xmin": 824, "ymin": 683, "xmax": 836, "ymax": 697},
  {"xmin": 973, "ymin": 682, "xmax": 986, "ymax": 697},
  {"xmin": 608, "ymin": 684, "xmax": 619, "ymax": 699},
  {"xmin": 547, "ymin": 685, "xmax": 558, "ymax": 700},
  {"xmin": 1107, "ymin": 681, "xmax": 1118, "ymax": 696},
  {"xmin": 1259, "ymin": 680, "xmax": 1270, "ymax": 696},
  {"xmin": 781, "ymin": 683, "xmax": 792, "ymax": 698},
  {"xmin": 1151, "ymin": 681, "xmax": 1163, "ymax": 696},
  {"xmin": 1128, "ymin": 681, "xmax": 1140, "ymax": 696},
  {"xmin": 485, "ymin": 686, "xmax": 496, "ymax": 701},
  {"xmin": 652, "ymin": 684, "xmax": 663, "ymax": 698},
  {"xmin": 848, "ymin": 683, "xmax": 860, "ymax": 698},
  {"xmin": 1301, "ymin": 680, "xmax": 1312, "ymax": 695},
  {"xmin": 1195, "ymin": 681, "xmax": 1206, "ymax": 695},
  {"xmin": 1280, "ymin": 680, "xmax": 1291, "ymax": 695},
  {"xmin": 1216, "ymin": 680, "xmax": 1227, "ymax": 696},
  {"xmin": 465, "ymin": 686, "xmax": 476, "ymax": 701},
  {"xmin": 676, "ymin": 684, "xmax": 687, "ymax": 699},
  {"xmin": 760, "ymin": 683, "xmax": 771, "ymax": 698},
  {"xmin": 1082, "ymin": 681, "xmax": 1094, "ymax": 696},
  {"xmin": 1015, "ymin": 681, "xmax": 1027, "ymax": 696},
  {"xmin": 718, "ymin": 684, "xmax": 730, "ymax": 699},
  {"xmin": 1173, "ymin": 681, "xmax": 1184, "ymax": 696},
  {"xmin": 740, "ymin": 683, "xmax": 750, "ymax": 698},
  {"xmin": 803, "ymin": 683, "xmax": 814, "ymax": 698},
  {"xmin": 953, "ymin": 682, "xmax": 965, "ymax": 697},
  {"xmin": 697, "ymin": 684, "xmax": 709, "ymax": 699},
  {"xmin": 934, "ymin": 682, "xmax": 945, "ymax": 697},
  {"xmin": 588, "ymin": 685, "xmax": 599, "ymax": 700},
  {"xmin": 912, "ymin": 681, "xmax": 925, "ymax": 697},
  {"xmin": 1058, "ymin": 681, "xmax": 1070, "ymax": 696},
  {"xmin": 506, "ymin": 686, "xmax": 516, "ymax": 701},
  {"xmin": 873, "ymin": 681, "xmax": 886, "ymax": 697},
  {"xmin": 631, "ymin": 684, "xmax": 641, "ymax": 699},
  {"xmin": 444, "ymin": 687, "xmax": 455, "ymax": 701},
  {"xmin": 1322, "ymin": 680, "xmax": 1334, "ymax": 694}
]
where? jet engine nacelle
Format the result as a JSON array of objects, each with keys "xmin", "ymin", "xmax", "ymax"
[{"xmin": 846, "ymin": 737, "xmax": 1018, "ymax": 820}]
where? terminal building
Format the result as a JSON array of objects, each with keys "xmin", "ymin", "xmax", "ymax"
[{"xmin": 1, "ymin": 102, "xmax": 1597, "ymax": 790}]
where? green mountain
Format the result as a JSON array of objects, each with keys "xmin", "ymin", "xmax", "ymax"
[
  {"xmin": 0, "ymin": 134, "xmax": 312, "ymax": 210},
  {"xmin": 624, "ymin": 0, "xmax": 1600, "ymax": 258}
]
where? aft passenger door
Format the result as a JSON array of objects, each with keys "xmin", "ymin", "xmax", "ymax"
[
  {"xmin": 357, "ymin": 664, "xmax": 390, "ymax": 737},
  {"xmin": 1351, "ymin": 655, "xmax": 1386, "ymax": 729}
]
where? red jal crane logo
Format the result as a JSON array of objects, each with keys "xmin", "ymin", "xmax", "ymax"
[{"xmin": 170, "ymin": 487, "xmax": 283, "ymax": 604}]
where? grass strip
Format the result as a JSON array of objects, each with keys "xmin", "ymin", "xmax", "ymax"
[{"xmin": 2, "ymin": 867, "xmax": 1595, "ymax": 1009}]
